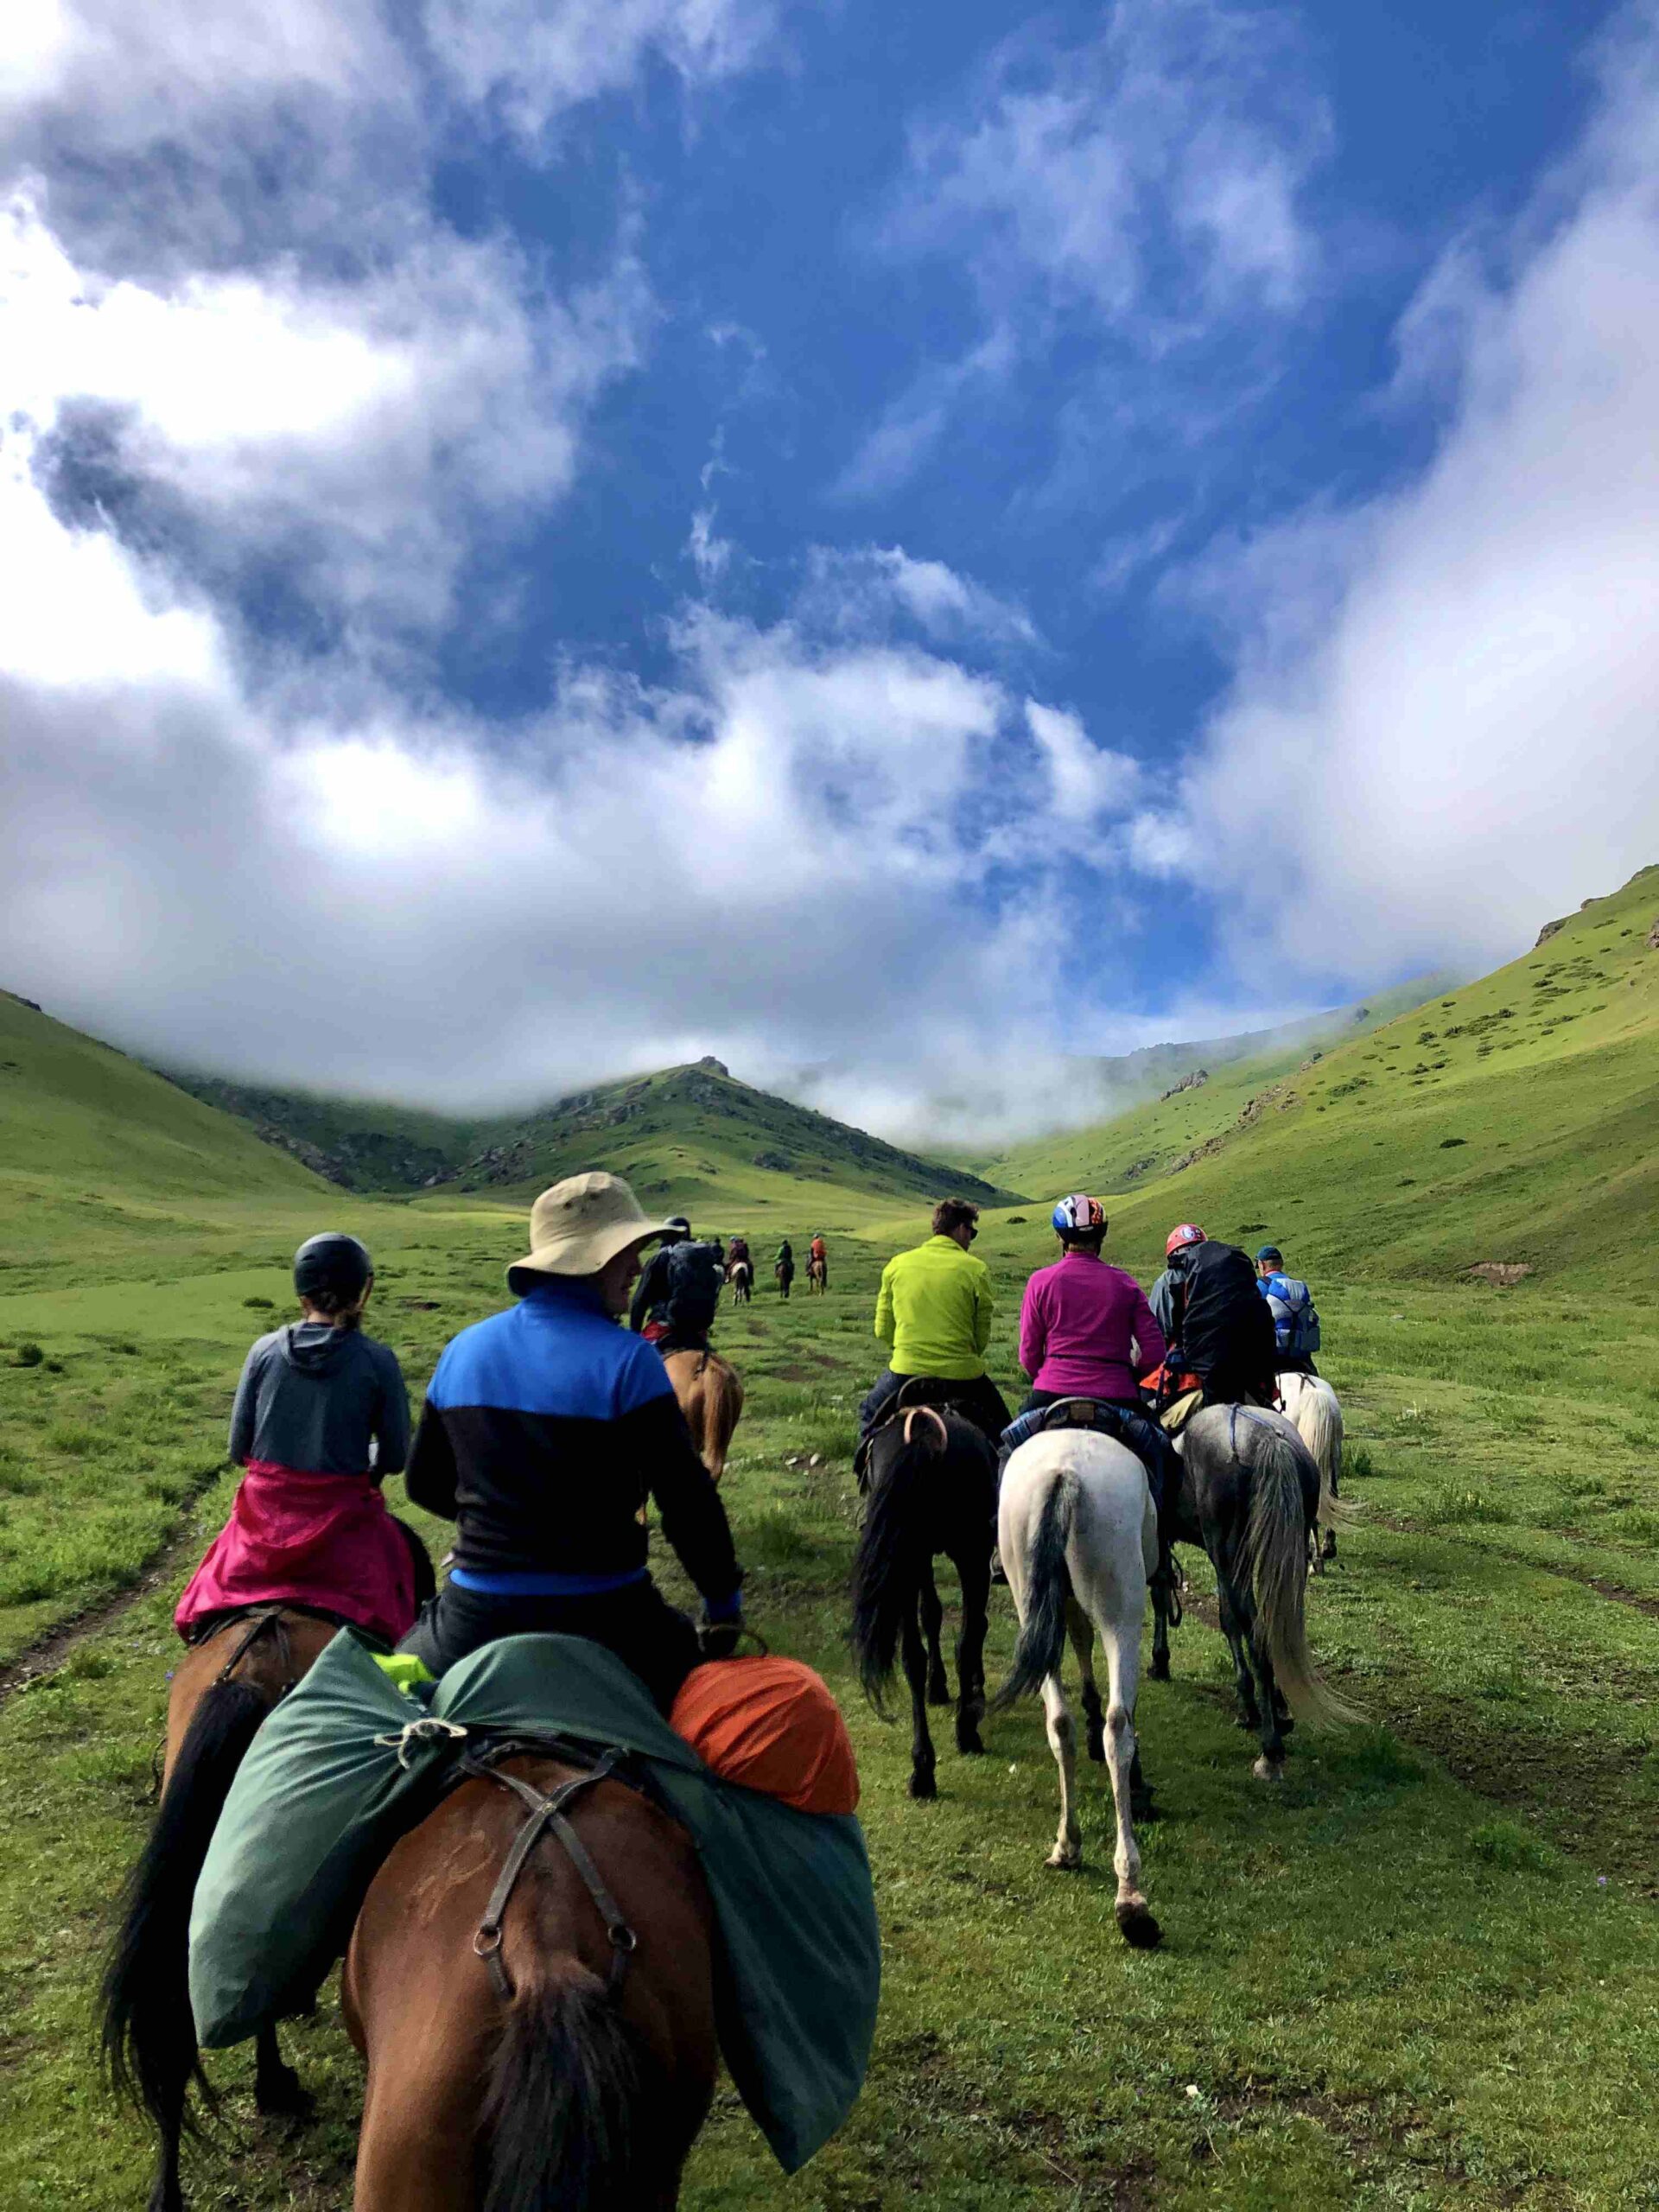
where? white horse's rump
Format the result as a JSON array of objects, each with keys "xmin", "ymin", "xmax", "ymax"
[
  {"xmin": 995, "ymin": 1431, "xmax": 1160, "ymax": 1945},
  {"xmin": 1276, "ymin": 1371, "xmax": 1353, "ymax": 1560}
]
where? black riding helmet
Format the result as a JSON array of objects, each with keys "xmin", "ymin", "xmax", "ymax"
[{"xmin": 293, "ymin": 1232, "xmax": 373, "ymax": 1303}]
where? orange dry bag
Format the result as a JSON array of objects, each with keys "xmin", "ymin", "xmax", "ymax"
[{"xmin": 671, "ymin": 1656, "xmax": 860, "ymax": 1815}]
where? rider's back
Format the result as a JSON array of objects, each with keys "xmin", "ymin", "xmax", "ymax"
[
  {"xmin": 231, "ymin": 1323, "xmax": 407, "ymax": 1477},
  {"xmin": 875, "ymin": 1236, "xmax": 992, "ymax": 1379},
  {"xmin": 1176, "ymin": 1243, "xmax": 1275, "ymax": 1386},
  {"xmin": 1018, "ymin": 1250, "xmax": 1165, "ymax": 1400}
]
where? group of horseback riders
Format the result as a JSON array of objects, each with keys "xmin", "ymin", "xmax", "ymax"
[
  {"xmin": 179, "ymin": 1179, "xmax": 1315, "ymax": 1725},
  {"xmin": 628, "ymin": 1219, "xmax": 827, "ymax": 1332},
  {"xmin": 854, "ymin": 1196, "xmax": 1321, "ymax": 1586}
]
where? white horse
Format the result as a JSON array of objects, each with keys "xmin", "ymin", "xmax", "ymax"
[
  {"xmin": 994, "ymin": 1429, "xmax": 1160, "ymax": 1948},
  {"xmin": 1275, "ymin": 1370, "xmax": 1348, "ymax": 1561}
]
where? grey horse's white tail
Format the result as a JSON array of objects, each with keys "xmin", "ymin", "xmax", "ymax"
[
  {"xmin": 1280, "ymin": 1373, "xmax": 1356, "ymax": 1533},
  {"xmin": 1243, "ymin": 1421, "xmax": 1360, "ymax": 1726},
  {"xmin": 992, "ymin": 1465, "xmax": 1076, "ymax": 1707}
]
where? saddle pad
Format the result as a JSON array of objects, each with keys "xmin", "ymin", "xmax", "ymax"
[{"xmin": 189, "ymin": 1631, "xmax": 879, "ymax": 2174}]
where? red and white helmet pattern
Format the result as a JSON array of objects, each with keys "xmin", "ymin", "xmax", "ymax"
[
  {"xmin": 1165, "ymin": 1222, "xmax": 1207, "ymax": 1256},
  {"xmin": 1052, "ymin": 1193, "xmax": 1106, "ymax": 1234}
]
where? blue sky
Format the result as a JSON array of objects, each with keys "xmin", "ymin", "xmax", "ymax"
[{"xmin": 3, "ymin": 0, "xmax": 1656, "ymax": 1133}]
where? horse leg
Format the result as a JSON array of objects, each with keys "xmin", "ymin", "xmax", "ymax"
[
  {"xmin": 1068, "ymin": 1601, "xmax": 1104, "ymax": 1764},
  {"xmin": 1149, "ymin": 1569, "xmax": 1173, "ymax": 1681},
  {"xmin": 1247, "ymin": 1622, "xmax": 1289, "ymax": 1780},
  {"xmin": 954, "ymin": 1551, "xmax": 988, "ymax": 1757},
  {"xmin": 1098, "ymin": 1617, "xmax": 1160, "ymax": 1947},
  {"xmin": 1037, "ymin": 1671, "xmax": 1084, "ymax": 1871},
  {"xmin": 919, "ymin": 1567, "xmax": 950, "ymax": 1706},
  {"xmin": 1215, "ymin": 1567, "xmax": 1262, "ymax": 1732},
  {"xmin": 253, "ymin": 2021, "xmax": 310, "ymax": 2118},
  {"xmin": 900, "ymin": 1601, "xmax": 938, "ymax": 1801}
]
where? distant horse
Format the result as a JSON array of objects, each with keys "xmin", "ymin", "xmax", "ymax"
[
  {"xmin": 849, "ymin": 1402, "xmax": 994, "ymax": 1799},
  {"xmin": 1276, "ymin": 1370, "xmax": 1348, "ymax": 1562},
  {"xmin": 102, "ymin": 1606, "xmax": 341, "ymax": 2212},
  {"xmin": 775, "ymin": 1257, "xmax": 795, "ymax": 1301},
  {"xmin": 727, "ymin": 1260, "xmax": 753, "ymax": 1306},
  {"xmin": 343, "ymin": 1744, "xmax": 718, "ymax": 2208},
  {"xmin": 807, "ymin": 1255, "xmax": 828, "ymax": 1295},
  {"xmin": 664, "ymin": 1349, "xmax": 745, "ymax": 1482},
  {"xmin": 993, "ymin": 1429, "xmax": 1161, "ymax": 1946},
  {"xmin": 1151, "ymin": 1405, "xmax": 1356, "ymax": 1778}
]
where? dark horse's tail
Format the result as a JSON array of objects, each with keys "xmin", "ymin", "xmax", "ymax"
[
  {"xmin": 849, "ymin": 1406, "xmax": 948, "ymax": 1713},
  {"xmin": 100, "ymin": 1671, "xmax": 271, "ymax": 2143},
  {"xmin": 1243, "ymin": 1421, "xmax": 1360, "ymax": 1726},
  {"xmin": 481, "ymin": 1968, "xmax": 667, "ymax": 2212},
  {"xmin": 993, "ymin": 1462, "xmax": 1077, "ymax": 1708}
]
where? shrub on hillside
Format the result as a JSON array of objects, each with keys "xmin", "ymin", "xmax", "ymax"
[
  {"xmin": 243, "ymin": 1295, "xmax": 275, "ymax": 1309},
  {"xmin": 13, "ymin": 1342, "xmax": 42, "ymax": 1368}
]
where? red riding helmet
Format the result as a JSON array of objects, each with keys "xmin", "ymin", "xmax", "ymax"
[{"xmin": 1165, "ymin": 1223, "xmax": 1207, "ymax": 1256}]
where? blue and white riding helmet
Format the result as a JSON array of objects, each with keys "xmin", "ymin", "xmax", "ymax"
[{"xmin": 1052, "ymin": 1194, "xmax": 1107, "ymax": 1236}]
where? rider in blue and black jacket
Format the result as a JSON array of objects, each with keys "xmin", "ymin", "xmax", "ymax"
[{"xmin": 403, "ymin": 1173, "xmax": 743, "ymax": 1710}]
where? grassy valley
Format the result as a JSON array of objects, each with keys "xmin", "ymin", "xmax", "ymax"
[{"xmin": 0, "ymin": 879, "xmax": 1656, "ymax": 2207}]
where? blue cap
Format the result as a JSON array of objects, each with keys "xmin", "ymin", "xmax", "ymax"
[{"xmin": 1255, "ymin": 1244, "xmax": 1283, "ymax": 1265}]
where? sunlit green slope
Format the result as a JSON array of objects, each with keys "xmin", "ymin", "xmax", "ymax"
[{"xmin": 995, "ymin": 866, "xmax": 1659, "ymax": 1293}]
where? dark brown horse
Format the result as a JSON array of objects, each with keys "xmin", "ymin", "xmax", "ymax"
[
  {"xmin": 663, "ymin": 1348, "xmax": 745, "ymax": 1482},
  {"xmin": 342, "ymin": 1745, "xmax": 719, "ymax": 2209},
  {"xmin": 101, "ymin": 1605, "xmax": 342, "ymax": 2212}
]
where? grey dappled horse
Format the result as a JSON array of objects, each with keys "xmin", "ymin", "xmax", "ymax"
[{"xmin": 1154, "ymin": 1404, "xmax": 1356, "ymax": 1777}]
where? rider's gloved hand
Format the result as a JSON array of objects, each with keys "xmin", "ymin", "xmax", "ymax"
[{"xmin": 697, "ymin": 1590, "xmax": 743, "ymax": 1661}]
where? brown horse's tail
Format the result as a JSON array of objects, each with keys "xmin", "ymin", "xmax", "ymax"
[
  {"xmin": 100, "ymin": 1672, "xmax": 272, "ymax": 2144},
  {"xmin": 481, "ymin": 1966, "xmax": 669, "ymax": 2211},
  {"xmin": 1243, "ymin": 1425, "xmax": 1360, "ymax": 1726}
]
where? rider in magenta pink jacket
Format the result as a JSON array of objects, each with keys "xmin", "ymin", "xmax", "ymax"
[{"xmin": 1018, "ymin": 1248, "xmax": 1167, "ymax": 1403}]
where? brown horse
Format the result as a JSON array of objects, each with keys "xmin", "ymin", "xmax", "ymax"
[
  {"xmin": 664, "ymin": 1348, "xmax": 745, "ymax": 1481},
  {"xmin": 807, "ymin": 1255, "xmax": 828, "ymax": 1295},
  {"xmin": 102, "ymin": 1605, "xmax": 342, "ymax": 2212},
  {"xmin": 343, "ymin": 1746, "xmax": 719, "ymax": 2209}
]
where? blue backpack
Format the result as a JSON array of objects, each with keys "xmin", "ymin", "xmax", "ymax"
[{"xmin": 1261, "ymin": 1273, "xmax": 1320, "ymax": 1356}]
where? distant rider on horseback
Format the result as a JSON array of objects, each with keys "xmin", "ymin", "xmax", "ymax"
[
  {"xmin": 774, "ymin": 1237, "xmax": 795, "ymax": 1300},
  {"xmin": 859, "ymin": 1198, "xmax": 1011, "ymax": 1447},
  {"xmin": 629, "ymin": 1214, "xmax": 725, "ymax": 1353},
  {"xmin": 1154, "ymin": 1224, "xmax": 1278, "ymax": 1410},
  {"xmin": 403, "ymin": 1174, "xmax": 744, "ymax": 1710},
  {"xmin": 1255, "ymin": 1244, "xmax": 1321, "ymax": 1376},
  {"xmin": 809, "ymin": 1232, "xmax": 828, "ymax": 1287}
]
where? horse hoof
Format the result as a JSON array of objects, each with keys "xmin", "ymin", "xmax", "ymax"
[
  {"xmin": 1116, "ymin": 1900, "xmax": 1162, "ymax": 1948},
  {"xmin": 957, "ymin": 1732, "xmax": 984, "ymax": 1758},
  {"xmin": 1149, "ymin": 1655, "xmax": 1171, "ymax": 1682},
  {"xmin": 1320, "ymin": 1532, "xmax": 1337, "ymax": 1561},
  {"xmin": 1044, "ymin": 1847, "xmax": 1083, "ymax": 1872},
  {"xmin": 909, "ymin": 1771, "xmax": 938, "ymax": 1801},
  {"xmin": 256, "ymin": 2071, "xmax": 313, "ymax": 2120},
  {"xmin": 1131, "ymin": 1789, "xmax": 1158, "ymax": 1824},
  {"xmin": 926, "ymin": 1681, "xmax": 950, "ymax": 1707},
  {"xmin": 1252, "ymin": 1755, "xmax": 1285, "ymax": 1783}
]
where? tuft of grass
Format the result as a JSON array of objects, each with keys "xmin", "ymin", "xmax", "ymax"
[
  {"xmin": 13, "ymin": 1341, "xmax": 43, "ymax": 1367},
  {"xmin": 1469, "ymin": 1819, "xmax": 1560, "ymax": 1875}
]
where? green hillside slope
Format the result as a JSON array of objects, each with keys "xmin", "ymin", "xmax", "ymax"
[
  {"xmin": 447, "ymin": 1058, "xmax": 1025, "ymax": 1211},
  {"xmin": 165, "ymin": 1073, "xmax": 494, "ymax": 1191},
  {"xmin": 0, "ymin": 991, "xmax": 325, "ymax": 1202},
  {"xmin": 1015, "ymin": 865, "xmax": 1659, "ymax": 1291}
]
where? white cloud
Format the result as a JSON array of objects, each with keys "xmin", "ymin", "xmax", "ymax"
[
  {"xmin": 796, "ymin": 543, "xmax": 1039, "ymax": 649},
  {"xmin": 423, "ymin": 0, "xmax": 778, "ymax": 143},
  {"xmin": 1168, "ymin": 16, "xmax": 1659, "ymax": 978},
  {"xmin": 844, "ymin": 0, "xmax": 1326, "ymax": 497}
]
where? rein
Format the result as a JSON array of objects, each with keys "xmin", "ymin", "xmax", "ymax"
[
  {"xmin": 200, "ymin": 1605, "xmax": 301, "ymax": 1694},
  {"xmin": 457, "ymin": 1739, "xmax": 639, "ymax": 2004}
]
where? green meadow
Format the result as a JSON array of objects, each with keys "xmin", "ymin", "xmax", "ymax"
[{"xmin": 1, "ymin": 869, "xmax": 1656, "ymax": 2207}]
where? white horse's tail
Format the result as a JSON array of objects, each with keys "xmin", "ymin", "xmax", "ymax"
[
  {"xmin": 1244, "ymin": 1426, "xmax": 1360, "ymax": 1726},
  {"xmin": 1281, "ymin": 1375, "xmax": 1357, "ymax": 1530},
  {"xmin": 993, "ymin": 1463, "xmax": 1077, "ymax": 1708}
]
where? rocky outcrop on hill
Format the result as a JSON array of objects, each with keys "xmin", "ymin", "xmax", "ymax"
[
  {"xmin": 1648, "ymin": 917, "xmax": 1659, "ymax": 949},
  {"xmin": 1535, "ymin": 916, "xmax": 1567, "ymax": 947},
  {"xmin": 1159, "ymin": 1068, "xmax": 1208, "ymax": 1100}
]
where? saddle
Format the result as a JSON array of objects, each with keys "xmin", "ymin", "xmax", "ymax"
[
  {"xmin": 854, "ymin": 1378, "xmax": 974, "ymax": 1488},
  {"xmin": 999, "ymin": 1398, "xmax": 1175, "ymax": 1513}
]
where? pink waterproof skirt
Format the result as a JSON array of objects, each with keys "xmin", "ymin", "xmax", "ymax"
[{"xmin": 175, "ymin": 1460, "xmax": 417, "ymax": 1647}]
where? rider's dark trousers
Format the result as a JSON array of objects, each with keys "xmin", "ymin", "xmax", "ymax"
[
  {"xmin": 398, "ymin": 1576, "xmax": 700, "ymax": 1713},
  {"xmin": 859, "ymin": 1368, "xmax": 1012, "ymax": 1446}
]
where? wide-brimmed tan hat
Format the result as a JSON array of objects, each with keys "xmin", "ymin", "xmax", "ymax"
[{"xmin": 507, "ymin": 1173, "xmax": 677, "ymax": 1292}]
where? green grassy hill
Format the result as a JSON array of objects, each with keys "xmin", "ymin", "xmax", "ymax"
[
  {"xmin": 445, "ymin": 1058, "xmax": 1025, "ymax": 1213},
  {"xmin": 982, "ymin": 864, "xmax": 1659, "ymax": 1294},
  {"xmin": 0, "ymin": 991, "xmax": 325, "ymax": 1204},
  {"xmin": 166, "ymin": 1055, "xmax": 1024, "ymax": 1213},
  {"xmin": 164, "ymin": 1073, "xmax": 495, "ymax": 1192}
]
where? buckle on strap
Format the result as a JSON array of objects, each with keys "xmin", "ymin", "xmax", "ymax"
[{"xmin": 466, "ymin": 1745, "xmax": 638, "ymax": 2003}]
